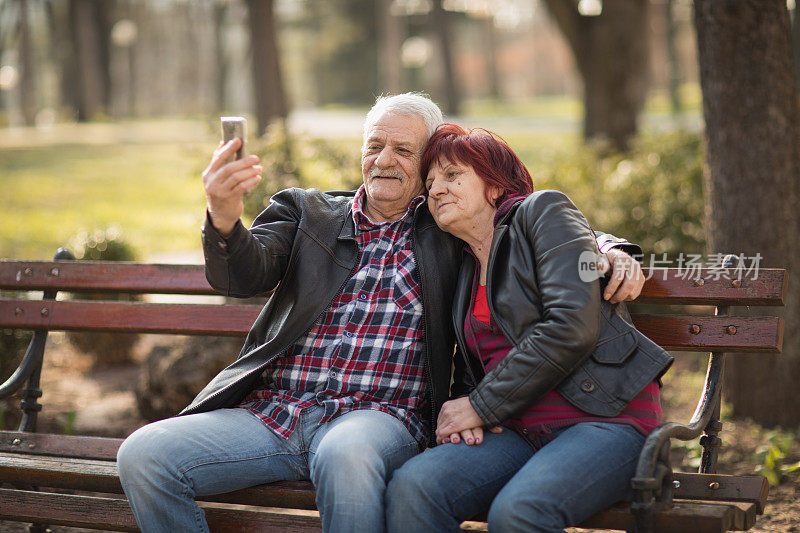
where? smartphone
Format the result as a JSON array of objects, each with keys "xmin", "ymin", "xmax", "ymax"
[{"xmin": 220, "ymin": 116, "xmax": 246, "ymax": 161}]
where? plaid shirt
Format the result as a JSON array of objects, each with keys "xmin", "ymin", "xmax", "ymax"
[{"xmin": 239, "ymin": 187, "xmax": 429, "ymax": 444}]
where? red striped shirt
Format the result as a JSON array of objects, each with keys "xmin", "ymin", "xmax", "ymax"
[{"xmin": 466, "ymin": 283, "xmax": 661, "ymax": 439}]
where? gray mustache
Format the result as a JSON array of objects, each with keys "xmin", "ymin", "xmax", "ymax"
[{"xmin": 369, "ymin": 168, "xmax": 403, "ymax": 179}]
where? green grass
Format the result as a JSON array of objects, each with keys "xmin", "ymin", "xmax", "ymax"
[{"xmin": 1, "ymin": 140, "xmax": 210, "ymax": 260}]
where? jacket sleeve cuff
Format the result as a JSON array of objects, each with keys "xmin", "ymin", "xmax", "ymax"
[
  {"xmin": 598, "ymin": 241, "xmax": 643, "ymax": 261},
  {"xmin": 202, "ymin": 212, "xmax": 250, "ymax": 256},
  {"xmin": 468, "ymin": 389, "xmax": 501, "ymax": 427}
]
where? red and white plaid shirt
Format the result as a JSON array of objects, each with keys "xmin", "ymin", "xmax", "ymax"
[{"xmin": 239, "ymin": 187, "xmax": 429, "ymax": 444}]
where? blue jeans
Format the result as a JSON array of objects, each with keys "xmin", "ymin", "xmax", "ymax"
[
  {"xmin": 386, "ymin": 422, "xmax": 645, "ymax": 533},
  {"xmin": 117, "ymin": 406, "xmax": 419, "ymax": 533}
]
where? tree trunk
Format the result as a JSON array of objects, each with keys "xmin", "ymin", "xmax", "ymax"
[
  {"xmin": 245, "ymin": 0, "xmax": 288, "ymax": 137},
  {"xmin": 665, "ymin": 0, "xmax": 682, "ymax": 114},
  {"xmin": 19, "ymin": 0, "xmax": 37, "ymax": 126},
  {"xmin": 542, "ymin": 0, "xmax": 649, "ymax": 152},
  {"xmin": 68, "ymin": 0, "xmax": 109, "ymax": 120},
  {"xmin": 483, "ymin": 17, "xmax": 501, "ymax": 100},
  {"xmin": 695, "ymin": 0, "xmax": 800, "ymax": 427},
  {"xmin": 378, "ymin": 0, "xmax": 405, "ymax": 94},
  {"xmin": 213, "ymin": 2, "xmax": 228, "ymax": 113},
  {"xmin": 792, "ymin": 4, "xmax": 800, "ymax": 92},
  {"xmin": 431, "ymin": 0, "xmax": 460, "ymax": 116}
]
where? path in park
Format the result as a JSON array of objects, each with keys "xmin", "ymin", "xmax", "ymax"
[{"xmin": 0, "ymin": 108, "xmax": 702, "ymax": 149}]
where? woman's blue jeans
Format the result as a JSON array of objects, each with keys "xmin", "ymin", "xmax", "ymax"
[
  {"xmin": 386, "ymin": 421, "xmax": 645, "ymax": 533},
  {"xmin": 117, "ymin": 406, "xmax": 418, "ymax": 533}
]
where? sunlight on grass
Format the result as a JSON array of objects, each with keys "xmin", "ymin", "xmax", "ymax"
[{"xmin": 1, "ymin": 141, "xmax": 209, "ymax": 260}]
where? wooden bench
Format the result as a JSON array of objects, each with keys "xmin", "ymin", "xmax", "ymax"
[{"xmin": 0, "ymin": 249, "xmax": 787, "ymax": 532}]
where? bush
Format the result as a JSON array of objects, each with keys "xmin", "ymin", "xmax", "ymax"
[
  {"xmin": 0, "ymin": 323, "xmax": 33, "ymax": 429},
  {"xmin": 529, "ymin": 130, "xmax": 706, "ymax": 259},
  {"xmin": 242, "ymin": 123, "xmax": 361, "ymax": 221},
  {"xmin": 66, "ymin": 228, "xmax": 141, "ymax": 367}
]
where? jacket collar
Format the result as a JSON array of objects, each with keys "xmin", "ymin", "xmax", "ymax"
[{"xmin": 493, "ymin": 193, "xmax": 529, "ymax": 227}]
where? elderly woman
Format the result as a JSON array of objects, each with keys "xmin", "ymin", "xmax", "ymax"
[{"xmin": 385, "ymin": 124, "xmax": 673, "ymax": 533}]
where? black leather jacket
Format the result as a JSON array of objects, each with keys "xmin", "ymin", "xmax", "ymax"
[
  {"xmin": 181, "ymin": 188, "xmax": 463, "ymax": 440},
  {"xmin": 451, "ymin": 190, "xmax": 674, "ymax": 427}
]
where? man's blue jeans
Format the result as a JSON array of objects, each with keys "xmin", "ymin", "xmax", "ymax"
[
  {"xmin": 117, "ymin": 406, "xmax": 419, "ymax": 533},
  {"xmin": 386, "ymin": 421, "xmax": 645, "ymax": 533}
]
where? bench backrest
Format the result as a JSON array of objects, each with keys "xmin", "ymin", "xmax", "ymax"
[{"xmin": 0, "ymin": 260, "xmax": 787, "ymax": 353}]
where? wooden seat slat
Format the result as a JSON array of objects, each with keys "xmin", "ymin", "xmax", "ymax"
[
  {"xmin": 0, "ymin": 430, "xmax": 122, "ymax": 461},
  {"xmin": 0, "ymin": 459, "xmax": 759, "ymax": 533},
  {"xmin": 580, "ymin": 500, "xmax": 754, "ymax": 533},
  {"xmin": 0, "ymin": 488, "xmax": 325, "ymax": 533},
  {"xmin": 0, "ymin": 445, "xmax": 768, "ymax": 518},
  {"xmin": 0, "ymin": 300, "xmax": 784, "ymax": 351},
  {"xmin": 1, "ymin": 261, "xmax": 787, "ymax": 305},
  {"xmin": 672, "ymin": 473, "xmax": 770, "ymax": 513}
]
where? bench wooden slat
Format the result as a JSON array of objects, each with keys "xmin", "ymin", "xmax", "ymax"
[
  {"xmin": 637, "ymin": 268, "xmax": 787, "ymax": 306},
  {"xmin": 0, "ymin": 442, "xmax": 767, "ymax": 517},
  {"xmin": 580, "ymin": 500, "xmax": 754, "ymax": 533},
  {"xmin": 0, "ymin": 299, "xmax": 784, "ymax": 351},
  {"xmin": 632, "ymin": 314, "xmax": 783, "ymax": 353},
  {"xmin": 0, "ymin": 299, "xmax": 255, "ymax": 336},
  {"xmin": 1, "ymin": 261, "xmax": 787, "ymax": 306},
  {"xmin": 673, "ymin": 473, "xmax": 769, "ymax": 513},
  {"xmin": 0, "ymin": 451, "xmax": 318, "ymax": 510},
  {"xmin": 0, "ymin": 260, "xmax": 213, "ymax": 295},
  {"xmin": 0, "ymin": 431, "xmax": 122, "ymax": 461},
  {"xmin": 0, "ymin": 488, "xmax": 325, "ymax": 532}
]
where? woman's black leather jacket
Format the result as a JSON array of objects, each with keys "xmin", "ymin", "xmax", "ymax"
[{"xmin": 451, "ymin": 190, "xmax": 674, "ymax": 427}]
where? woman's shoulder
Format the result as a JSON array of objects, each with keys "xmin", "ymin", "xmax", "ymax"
[{"xmin": 513, "ymin": 189, "xmax": 583, "ymax": 222}]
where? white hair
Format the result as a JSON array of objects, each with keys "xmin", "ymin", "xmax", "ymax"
[{"xmin": 362, "ymin": 92, "xmax": 444, "ymax": 143}]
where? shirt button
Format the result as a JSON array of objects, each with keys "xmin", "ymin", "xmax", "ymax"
[
  {"xmin": 359, "ymin": 294, "xmax": 367, "ymax": 300},
  {"xmin": 344, "ymin": 331, "xmax": 353, "ymax": 338},
  {"xmin": 580, "ymin": 380, "xmax": 596, "ymax": 393},
  {"xmin": 330, "ymin": 370, "xmax": 337, "ymax": 377}
]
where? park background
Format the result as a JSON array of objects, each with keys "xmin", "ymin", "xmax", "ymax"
[{"xmin": 0, "ymin": 0, "xmax": 799, "ymax": 531}]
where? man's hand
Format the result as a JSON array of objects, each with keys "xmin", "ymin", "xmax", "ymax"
[
  {"xmin": 202, "ymin": 139, "xmax": 262, "ymax": 237},
  {"xmin": 435, "ymin": 396, "xmax": 485, "ymax": 444},
  {"xmin": 600, "ymin": 249, "xmax": 644, "ymax": 303}
]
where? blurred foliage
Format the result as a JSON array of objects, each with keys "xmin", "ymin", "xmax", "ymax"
[
  {"xmin": 0, "ymin": 324, "xmax": 32, "ymax": 381},
  {"xmin": 66, "ymin": 228, "xmax": 141, "ymax": 367},
  {"xmin": 70, "ymin": 226, "xmax": 138, "ymax": 261},
  {"xmin": 754, "ymin": 428, "xmax": 800, "ymax": 485},
  {"xmin": 0, "ymin": 305, "xmax": 34, "ymax": 429},
  {"xmin": 242, "ymin": 123, "xmax": 361, "ymax": 221},
  {"xmin": 523, "ymin": 130, "xmax": 706, "ymax": 258}
]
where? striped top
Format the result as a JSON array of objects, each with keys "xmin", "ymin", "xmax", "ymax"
[{"xmin": 466, "ymin": 282, "xmax": 661, "ymax": 441}]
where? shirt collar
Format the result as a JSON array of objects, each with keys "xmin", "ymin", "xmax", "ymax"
[{"xmin": 352, "ymin": 185, "xmax": 425, "ymax": 230}]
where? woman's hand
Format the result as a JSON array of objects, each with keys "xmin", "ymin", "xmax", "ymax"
[
  {"xmin": 439, "ymin": 426, "xmax": 503, "ymax": 446},
  {"xmin": 436, "ymin": 397, "xmax": 485, "ymax": 443}
]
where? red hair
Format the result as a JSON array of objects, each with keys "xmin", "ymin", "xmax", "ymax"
[{"xmin": 420, "ymin": 123, "xmax": 534, "ymax": 206}]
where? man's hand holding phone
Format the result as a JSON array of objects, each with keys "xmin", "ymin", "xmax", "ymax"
[{"xmin": 202, "ymin": 117, "xmax": 262, "ymax": 237}]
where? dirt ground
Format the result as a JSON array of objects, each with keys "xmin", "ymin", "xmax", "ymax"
[{"xmin": 1, "ymin": 337, "xmax": 798, "ymax": 532}]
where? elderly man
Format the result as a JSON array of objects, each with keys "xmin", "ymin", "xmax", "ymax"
[{"xmin": 117, "ymin": 93, "xmax": 642, "ymax": 533}]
